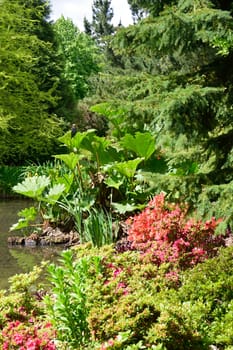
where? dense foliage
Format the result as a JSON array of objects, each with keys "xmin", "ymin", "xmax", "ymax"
[
  {"xmin": 89, "ymin": 0, "xmax": 233, "ymax": 230},
  {"xmin": 0, "ymin": 0, "xmax": 65, "ymax": 165},
  {"xmin": 1, "ymin": 193, "xmax": 232, "ymax": 349},
  {"xmin": 53, "ymin": 17, "xmax": 101, "ymax": 105},
  {"xmin": 1, "ymin": 0, "xmax": 233, "ymax": 348},
  {"xmin": 0, "ymin": 0, "xmax": 102, "ymax": 166}
]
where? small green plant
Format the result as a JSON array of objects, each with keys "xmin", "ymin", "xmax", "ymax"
[
  {"xmin": 83, "ymin": 208, "xmax": 117, "ymax": 247},
  {"xmin": 0, "ymin": 166, "xmax": 24, "ymax": 197},
  {"xmin": 10, "ymin": 175, "xmax": 66, "ymax": 231},
  {"xmin": 46, "ymin": 250, "xmax": 102, "ymax": 348}
]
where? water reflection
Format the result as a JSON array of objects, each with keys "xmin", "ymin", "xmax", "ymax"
[{"xmin": 0, "ymin": 200, "xmax": 63, "ymax": 290}]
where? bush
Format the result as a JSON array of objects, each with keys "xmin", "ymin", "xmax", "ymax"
[
  {"xmin": 0, "ymin": 264, "xmax": 56, "ymax": 349},
  {"xmin": 178, "ymin": 246, "xmax": 233, "ymax": 348},
  {"xmin": 2, "ymin": 319, "xmax": 56, "ymax": 350},
  {"xmin": 73, "ymin": 245, "xmax": 180, "ymax": 348},
  {"xmin": 147, "ymin": 246, "xmax": 233, "ymax": 350},
  {"xmin": 126, "ymin": 193, "xmax": 226, "ymax": 268},
  {"xmin": 72, "ymin": 244, "xmax": 233, "ymax": 349},
  {"xmin": 0, "ymin": 166, "xmax": 24, "ymax": 197}
]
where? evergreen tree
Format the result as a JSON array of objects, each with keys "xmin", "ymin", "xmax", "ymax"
[
  {"xmin": 0, "ymin": 0, "xmax": 64, "ymax": 164},
  {"xmin": 84, "ymin": 16, "xmax": 92, "ymax": 36},
  {"xmin": 127, "ymin": 0, "xmax": 147, "ymax": 23},
  {"xmin": 84, "ymin": 0, "xmax": 115, "ymax": 62},
  {"xmin": 92, "ymin": 0, "xmax": 233, "ymax": 229},
  {"xmin": 91, "ymin": 0, "xmax": 114, "ymax": 42}
]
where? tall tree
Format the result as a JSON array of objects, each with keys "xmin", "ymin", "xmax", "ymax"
[
  {"xmin": 53, "ymin": 16, "xmax": 100, "ymax": 103},
  {"xmin": 0, "ymin": 0, "xmax": 64, "ymax": 164},
  {"xmin": 92, "ymin": 0, "xmax": 233, "ymax": 229},
  {"xmin": 127, "ymin": 0, "xmax": 147, "ymax": 23},
  {"xmin": 84, "ymin": 0, "xmax": 115, "ymax": 63},
  {"xmin": 88, "ymin": 0, "xmax": 114, "ymax": 41},
  {"xmin": 84, "ymin": 16, "xmax": 92, "ymax": 36}
]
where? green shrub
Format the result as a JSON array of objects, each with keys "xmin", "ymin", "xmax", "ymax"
[
  {"xmin": 178, "ymin": 246, "xmax": 233, "ymax": 348},
  {"xmin": 70, "ymin": 244, "xmax": 233, "ymax": 349},
  {"xmin": 72, "ymin": 245, "xmax": 178, "ymax": 348},
  {"xmin": 0, "ymin": 166, "xmax": 24, "ymax": 197}
]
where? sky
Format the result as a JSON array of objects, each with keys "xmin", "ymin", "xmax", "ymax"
[{"xmin": 49, "ymin": 0, "xmax": 133, "ymax": 31}]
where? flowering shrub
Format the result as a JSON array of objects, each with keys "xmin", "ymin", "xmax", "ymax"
[
  {"xmin": 71, "ymin": 243, "xmax": 233, "ymax": 349},
  {"xmin": 2, "ymin": 319, "xmax": 56, "ymax": 350},
  {"xmin": 126, "ymin": 193, "xmax": 225, "ymax": 268},
  {"xmin": 79, "ymin": 245, "xmax": 173, "ymax": 347},
  {"xmin": 0, "ymin": 264, "xmax": 56, "ymax": 350}
]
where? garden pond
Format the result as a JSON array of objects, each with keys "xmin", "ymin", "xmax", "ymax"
[{"xmin": 0, "ymin": 200, "xmax": 63, "ymax": 290}]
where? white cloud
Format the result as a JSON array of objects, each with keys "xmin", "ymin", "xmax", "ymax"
[
  {"xmin": 111, "ymin": 0, "xmax": 133, "ymax": 26},
  {"xmin": 50, "ymin": 0, "xmax": 133, "ymax": 30}
]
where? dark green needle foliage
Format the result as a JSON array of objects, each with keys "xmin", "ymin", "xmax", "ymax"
[{"xmin": 90, "ymin": 0, "xmax": 233, "ymax": 229}]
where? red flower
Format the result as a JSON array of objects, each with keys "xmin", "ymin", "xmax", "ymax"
[{"xmin": 126, "ymin": 193, "xmax": 225, "ymax": 269}]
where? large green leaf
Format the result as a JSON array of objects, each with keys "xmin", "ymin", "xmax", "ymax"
[
  {"xmin": 109, "ymin": 158, "xmax": 144, "ymax": 178},
  {"xmin": 58, "ymin": 129, "xmax": 96, "ymax": 150},
  {"xmin": 45, "ymin": 184, "xmax": 66, "ymax": 204},
  {"xmin": 56, "ymin": 173, "xmax": 74, "ymax": 193},
  {"xmin": 81, "ymin": 134, "xmax": 120, "ymax": 165},
  {"xmin": 104, "ymin": 175, "xmax": 124, "ymax": 190},
  {"xmin": 112, "ymin": 202, "xmax": 145, "ymax": 214},
  {"xmin": 90, "ymin": 103, "xmax": 127, "ymax": 138},
  {"xmin": 13, "ymin": 176, "xmax": 50, "ymax": 199},
  {"xmin": 10, "ymin": 206, "xmax": 37, "ymax": 231},
  {"xmin": 72, "ymin": 129, "xmax": 96, "ymax": 150},
  {"xmin": 120, "ymin": 132, "xmax": 156, "ymax": 160},
  {"xmin": 90, "ymin": 102, "xmax": 126, "ymax": 120},
  {"xmin": 81, "ymin": 134, "xmax": 111, "ymax": 165},
  {"xmin": 10, "ymin": 219, "xmax": 30, "ymax": 231},
  {"xmin": 54, "ymin": 153, "xmax": 81, "ymax": 170}
]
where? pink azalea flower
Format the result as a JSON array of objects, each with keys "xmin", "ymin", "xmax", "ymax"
[
  {"xmin": 25, "ymin": 339, "xmax": 37, "ymax": 350},
  {"xmin": 13, "ymin": 333, "xmax": 24, "ymax": 345},
  {"xmin": 113, "ymin": 268, "xmax": 123, "ymax": 277}
]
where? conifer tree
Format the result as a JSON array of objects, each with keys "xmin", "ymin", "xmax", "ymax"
[
  {"xmin": 0, "ymin": 0, "xmax": 64, "ymax": 164},
  {"xmin": 127, "ymin": 0, "xmax": 147, "ymax": 22},
  {"xmin": 91, "ymin": 0, "xmax": 114, "ymax": 42},
  {"xmin": 93, "ymin": 0, "xmax": 233, "ymax": 229},
  {"xmin": 84, "ymin": 16, "xmax": 92, "ymax": 36},
  {"xmin": 84, "ymin": 0, "xmax": 115, "ymax": 62}
]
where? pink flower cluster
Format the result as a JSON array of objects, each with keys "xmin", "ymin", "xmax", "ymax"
[
  {"xmin": 2, "ymin": 319, "xmax": 56, "ymax": 350},
  {"xmin": 99, "ymin": 338, "xmax": 115, "ymax": 350},
  {"xmin": 126, "ymin": 193, "xmax": 225, "ymax": 268},
  {"xmin": 104, "ymin": 263, "xmax": 129, "ymax": 295}
]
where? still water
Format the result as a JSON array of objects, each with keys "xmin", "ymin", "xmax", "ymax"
[{"xmin": 0, "ymin": 200, "xmax": 63, "ymax": 290}]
